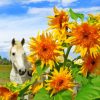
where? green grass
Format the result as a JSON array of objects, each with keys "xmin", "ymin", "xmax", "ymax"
[{"xmin": 0, "ymin": 65, "xmax": 11, "ymax": 85}]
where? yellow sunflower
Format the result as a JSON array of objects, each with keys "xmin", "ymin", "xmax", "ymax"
[
  {"xmin": 31, "ymin": 83, "xmax": 43, "ymax": 94},
  {"xmin": 27, "ymin": 54, "xmax": 36, "ymax": 65},
  {"xmin": 28, "ymin": 32, "xmax": 64, "ymax": 69},
  {"xmin": 80, "ymin": 54, "xmax": 100, "ymax": 76},
  {"xmin": 0, "ymin": 87, "xmax": 18, "ymax": 100},
  {"xmin": 48, "ymin": 6, "xmax": 69, "ymax": 30},
  {"xmin": 66, "ymin": 23, "xmax": 100, "ymax": 57},
  {"xmin": 46, "ymin": 67, "xmax": 75, "ymax": 96},
  {"xmin": 47, "ymin": 7, "xmax": 69, "ymax": 42}
]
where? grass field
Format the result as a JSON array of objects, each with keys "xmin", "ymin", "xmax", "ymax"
[{"xmin": 0, "ymin": 65, "xmax": 11, "ymax": 85}]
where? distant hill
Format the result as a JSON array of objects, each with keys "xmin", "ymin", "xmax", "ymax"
[{"xmin": 0, "ymin": 55, "xmax": 11, "ymax": 65}]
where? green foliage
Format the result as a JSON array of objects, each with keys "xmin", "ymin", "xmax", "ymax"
[
  {"xmin": 34, "ymin": 88, "xmax": 51, "ymax": 100},
  {"xmin": 36, "ymin": 65, "xmax": 48, "ymax": 76},
  {"xmin": 18, "ymin": 74, "xmax": 38, "ymax": 97},
  {"xmin": 69, "ymin": 8, "xmax": 84, "ymax": 22},
  {"xmin": 75, "ymin": 76, "xmax": 100, "ymax": 100},
  {"xmin": 91, "ymin": 76, "xmax": 100, "ymax": 86},
  {"xmin": 0, "ymin": 65, "xmax": 11, "ymax": 85},
  {"xmin": 54, "ymin": 90, "xmax": 72, "ymax": 100},
  {"xmin": 0, "ymin": 55, "xmax": 11, "ymax": 65},
  {"xmin": 88, "ymin": 15, "xmax": 98, "ymax": 24},
  {"xmin": 18, "ymin": 83, "xmax": 32, "ymax": 97}
]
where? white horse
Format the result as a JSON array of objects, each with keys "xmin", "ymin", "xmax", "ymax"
[
  {"xmin": 10, "ymin": 38, "xmax": 32, "ymax": 84},
  {"xmin": 10, "ymin": 38, "xmax": 32, "ymax": 99}
]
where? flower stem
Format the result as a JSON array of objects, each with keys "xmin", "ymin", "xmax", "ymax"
[
  {"xmin": 64, "ymin": 46, "xmax": 72, "ymax": 66},
  {"xmin": 66, "ymin": 46, "xmax": 72, "ymax": 59}
]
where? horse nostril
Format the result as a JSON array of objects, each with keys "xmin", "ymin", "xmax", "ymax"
[
  {"xmin": 19, "ymin": 69, "xmax": 21, "ymax": 73},
  {"xmin": 27, "ymin": 70, "xmax": 33, "ymax": 77},
  {"xmin": 19, "ymin": 69, "xmax": 26, "ymax": 75}
]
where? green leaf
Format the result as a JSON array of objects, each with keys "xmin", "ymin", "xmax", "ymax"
[
  {"xmin": 61, "ymin": 91, "xmax": 72, "ymax": 100},
  {"xmin": 71, "ymin": 63, "xmax": 88, "ymax": 86},
  {"xmin": 91, "ymin": 76, "xmax": 100, "ymax": 86},
  {"xmin": 69, "ymin": 8, "xmax": 84, "ymax": 21},
  {"xmin": 77, "ymin": 13, "xmax": 84, "ymax": 21},
  {"xmin": 36, "ymin": 65, "xmax": 43, "ymax": 76},
  {"xmin": 18, "ymin": 83, "xmax": 32, "ymax": 97},
  {"xmin": 75, "ymin": 83, "xmax": 100, "ymax": 100},
  {"xmin": 88, "ymin": 15, "xmax": 98, "ymax": 24},
  {"xmin": 36, "ymin": 64, "xmax": 48, "ymax": 76},
  {"xmin": 17, "ymin": 97, "xmax": 21, "ymax": 100},
  {"xmin": 18, "ymin": 74, "xmax": 37, "ymax": 97},
  {"xmin": 34, "ymin": 88, "xmax": 51, "ymax": 100},
  {"xmin": 35, "ymin": 60, "xmax": 41, "ymax": 66},
  {"xmin": 75, "ymin": 77, "xmax": 100, "ymax": 100},
  {"xmin": 69, "ymin": 8, "xmax": 78, "ymax": 21},
  {"xmin": 65, "ymin": 59, "xmax": 73, "ymax": 67},
  {"xmin": 54, "ymin": 94, "xmax": 62, "ymax": 100},
  {"xmin": 54, "ymin": 90, "xmax": 72, "ymax": 100},
  {"xmin": 75, "ymin": 74, "xmax": 88, "ymax": 86}
]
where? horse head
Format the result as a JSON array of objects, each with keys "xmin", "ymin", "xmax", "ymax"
[{"xmin": 10, "ymin": 38, "xmax": 27, "ymax": 76}]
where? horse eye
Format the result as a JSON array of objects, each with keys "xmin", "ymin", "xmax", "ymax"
[{"xmin": 12, "ymin": 53, "xmax": 15, "ymax": 56}]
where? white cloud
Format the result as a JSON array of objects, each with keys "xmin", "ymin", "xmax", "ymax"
[
  {"xmin": 61, "ymin": 0, "xmax": 78, "ymax": 6},
  {"xmin": 0, "ymin": 7, "xmax": 52, "ymax": 52},
  {"xmin": 27, "ymin": 7, "xmax": 53, "ymax": 14},
  {"xmin": 0, "ymin": 0, "xmax": 13, "ymax": 6},
  {"xmin": 0, "ymin": 7, "xmax": 54, "ymax": 53},
  {"xmin": 73, "ymin": 6, "xmax": 100, "ymax": 13},
  {"xmin": 18, "ymin": 0, "xmax": 57, "ymax": 4}
]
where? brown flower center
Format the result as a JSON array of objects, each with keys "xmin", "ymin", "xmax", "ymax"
[
  {"xmin": 83, "ymin": 32, "xmax": 89, "ymax": 39},
  {"xmin": 91, "ymin": 60, "xmax": 95, "ymax": 65},
  {"xmin": 57, "ymin": 79, "xmax": 64, "ymax": 86},
  {"xmin": 42, "ymin": 47, "xmax": 47, "ymax": 52}
]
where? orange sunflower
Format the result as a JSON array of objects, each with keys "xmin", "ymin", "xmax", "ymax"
[
  {"xmin": 47, "ymin": 7, "xmax": 69, "ymax": 42},
  {"xmin": 66, "ymin": 23, "xmax": 100, "ymax": 57},
  {"xmin": 80, "ymin": 54, "xmax": 100, "ymax": 76},
  {"xmin": 0, "ymin": 87, "xmax": 18, "ymax": 100},
  {"xmin": 28, "ymin": 32, "xmax": 64, "ymax": 69},
  {"xmin": 48, "ymin": 6, "xmax": 69, "ymax": 30},
  {"xmin": 46, "ymin": 67, "xmax": 75, "ymax": 96}
]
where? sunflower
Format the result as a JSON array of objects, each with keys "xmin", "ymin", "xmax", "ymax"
[
  {"xmin": 28, "ymin": 32, "xmax": 64, "ymax": 69},
  {"xmin": 31, "ymin": 83, "xmax": 43, "ymax": 94},
  {"xmin": 80, "ymin": 54, "xmax": 100, "ymax": 76},
  {"xmin": 46, "ymin": 67, "xmax": 75, "ymax": 96},
  {"xmin": 66, "ymin": 23, "xmax": 100, "ymax": 57},
  {"xmin": 47, "ymin": 7, "xmax": 69, "ymax": 42},
  {"xmin": 0, "ymin": 87, "xmax": 18, "ymax": 100},
  {"xmin": 27, "ymin": 54, "xmax": 36, "ymax": 65},
  {"xmin": 48, "ymin": 6, "xmax": 69, "ymax": 30}
]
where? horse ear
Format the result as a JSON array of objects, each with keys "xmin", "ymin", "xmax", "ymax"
[
  {"xmin": 21, "ymin": 38, "xmax": 25, "ymax": 46},
  {"xmin": 12, "ymin": 38, "xmax": 15, "ymax": 46}
]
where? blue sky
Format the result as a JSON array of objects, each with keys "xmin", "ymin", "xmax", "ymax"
[{"xmin": 0, "ymin": 0, "xmax": 100, "ymax": 59}]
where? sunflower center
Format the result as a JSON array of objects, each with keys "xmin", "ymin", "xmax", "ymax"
[
  {"xmin": 91, "ymin": 60, "xmax": 95, "ymax": 65},
  {"xmin": 83, "ymin": 33, "xmax": 89, "ymax": 39},
  {"xmin": 57, "ymin": 79, "xmax": 64, "ymax": 86},
  {"xmin": 42, "ymin": 47, "xmax": 47, "ymax": 52}
]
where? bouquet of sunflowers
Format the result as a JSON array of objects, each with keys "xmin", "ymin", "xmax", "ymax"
[{"xmin": 0, "ymin": 7, "xmax": 100, "ymax": 100}]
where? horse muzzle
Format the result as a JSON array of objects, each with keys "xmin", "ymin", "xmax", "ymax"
[{"xmin": 19, "ymin": 69, "xmax": 26, "ymax": 75}]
